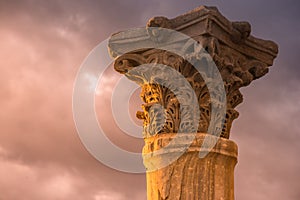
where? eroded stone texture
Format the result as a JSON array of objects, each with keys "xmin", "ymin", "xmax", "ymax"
[
  {"xmin": 109, "ymin": 5, "xmax": 278, "ymax": 200},
  {"xmin": 143, "ymin": 133, "xmax": 237, "ymax": 200},
  {"xmin": 109, "ymin": 6, "xmax": 278, "ymax": 139}
]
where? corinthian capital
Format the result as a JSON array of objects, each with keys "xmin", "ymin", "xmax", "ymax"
[{"xmin": 108, "ymin": 6, "xmax": 278, "ymax": 139}]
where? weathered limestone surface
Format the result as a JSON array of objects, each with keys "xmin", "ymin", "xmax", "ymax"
[
  {"xmin": 143, "ymin": 133, "xmax": 237, "ymax": 200},
  {"xmin": 109, "ymin": 6, "xmax": 278, "ymax": 200}
]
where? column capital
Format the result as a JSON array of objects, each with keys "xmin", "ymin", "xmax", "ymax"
[{"xmin": 108, "ymin": 6, "xmax": 278, "ymax": 139}]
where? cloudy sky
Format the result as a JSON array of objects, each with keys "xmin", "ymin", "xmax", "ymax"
[{"xmin": 0, "ymin": 0, "xmax": 299, "ymax": 199}]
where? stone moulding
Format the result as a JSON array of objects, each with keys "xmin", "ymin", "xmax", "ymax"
[
  {"xmin": 143, "ymin": 133, "xmax": 238, "ymax": 167},
  {"xmin": 109, "ymin": 6, "xmax": 278, "ymax": 65}
]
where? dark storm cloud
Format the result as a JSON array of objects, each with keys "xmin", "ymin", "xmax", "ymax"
[{"xmin": 0, "ymin": 0, "xmax": 299, "ymax": 199}]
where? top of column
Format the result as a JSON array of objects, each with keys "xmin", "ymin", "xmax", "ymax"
[
  {"xmin": 108, "ymin": 6, "xmax": 278, "ymax": 139},
  {"xmin": 109, "ymin": 5, "xmax": 278, "ymax": 65}
]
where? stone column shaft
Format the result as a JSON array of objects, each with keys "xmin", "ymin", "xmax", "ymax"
[{"xmin": 144, "ymin": 133, "xmax": 237, "ymax": 200}]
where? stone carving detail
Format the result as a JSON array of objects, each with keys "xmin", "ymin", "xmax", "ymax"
[
  {"xmin": 123, "ymin": 59, "xmax": 200, "ymax": 138},
  {"xmin": 114, "ymin": 38, "xmax": 272, "ymax": 138},
  {"xmin": 110, "ymin": 6, "xmax": 278, "ymax": 139},
  {"xmin": 231, "ymin": 21, "xmax": 251, "ymax": 43},
  {"xmin": 109, "ymin": 6, "xmax": 278, "ymax": 200}
]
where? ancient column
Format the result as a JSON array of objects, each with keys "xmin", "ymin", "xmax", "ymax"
[{"xmin": 108, "ymin": 6, "xmax": 278, "ymax": 200}]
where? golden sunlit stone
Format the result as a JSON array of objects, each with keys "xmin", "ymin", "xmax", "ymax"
[{"xmin": 109, "ymin": 6, "xmax": 278, "ymax": 200}]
